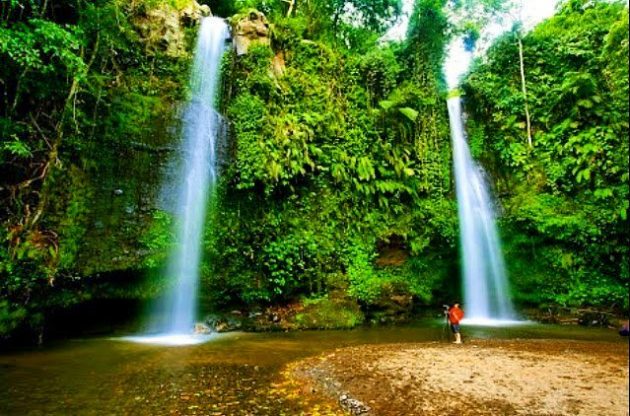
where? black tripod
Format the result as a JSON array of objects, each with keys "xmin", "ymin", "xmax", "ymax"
[{"xmin": 441, "ymin": 305, "xmax": 450, "ymax": 342}]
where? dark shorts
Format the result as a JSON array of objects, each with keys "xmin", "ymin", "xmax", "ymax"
[{"xmin": 450, "ymin": 324, "xmax": 460, "ymax": 333}]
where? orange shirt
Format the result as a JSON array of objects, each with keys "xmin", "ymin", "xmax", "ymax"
[{"xmin": 448, "ymin": 306, "xmax": 464, "ymax": 325}]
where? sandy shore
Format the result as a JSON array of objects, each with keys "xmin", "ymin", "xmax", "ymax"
[{"xmin": 285, "ymin": 339, "xmax": 629, "ymax": 415}]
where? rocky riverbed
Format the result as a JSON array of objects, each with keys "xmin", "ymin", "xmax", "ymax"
[
  {"xmin": 285, "ymin": 339, "xmax": 629, "ymax": 415},
  {"xmin": 2, "ymin": 324, "xmax": 627, "ymax": 415}
]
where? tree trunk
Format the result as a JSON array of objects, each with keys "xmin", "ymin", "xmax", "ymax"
[
  {"xmin": 283, "ymin": 0, "xmax": 295, "ymax": 17},
  {"xmin": 517, "ymin": 34, "xmax": 532, "ymax": 148}
]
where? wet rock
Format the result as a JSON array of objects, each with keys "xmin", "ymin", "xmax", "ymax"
[
  {"xmin": 204, "ymin": 313, "xmax": 243, "ymax": 333},
  {"xmin": 269, "ymin": 311, "xmax": 281, "ymax": 323},
  {"xmin": 577, "ymin": 310, "xmax": 612, "ymax": 327},
  {"xmin": 339, "ymin": 393, "xmax": 371, "ymax": 415},
  {"xmin": 232, "ymin": 10, "xmax": 270, "ymax": 55},
  {"xmin": 180, "ymin": 2, "xmax": 211, "ymax": 27},
  {"xmin": 248, "ymin": 310, "xmax": 262, "ymax": 319},
  {"xmin": 194, "ymin": 323, "xmax": 212, "ymax": 334},
  {"xmin": 368, "ymin": 291, "xmax": 413, "ymax": 325}
]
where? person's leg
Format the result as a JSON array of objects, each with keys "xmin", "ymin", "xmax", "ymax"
[{"xmin": 452, "ymin": 324, "xmax": 462, "ymax": 344}]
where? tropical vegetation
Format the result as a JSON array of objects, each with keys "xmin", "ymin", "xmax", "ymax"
[{"xmin": 0, "ymin": 0, "xmax": 627, "ymax": 339}]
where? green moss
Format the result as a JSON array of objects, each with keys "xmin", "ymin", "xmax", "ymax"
[{"xmin": 293, "ymin": 295, "xmax": 364, "ymax": 329}]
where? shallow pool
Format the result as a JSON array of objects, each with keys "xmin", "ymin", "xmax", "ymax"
[{"xmin": 0, "ymin": 321, "xmax": 623, "ymax": 415}]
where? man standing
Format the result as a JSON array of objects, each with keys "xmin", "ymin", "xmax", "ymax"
[{"xmin": 448, "ymin": 302, "xmax": 465, "ymax": 344}]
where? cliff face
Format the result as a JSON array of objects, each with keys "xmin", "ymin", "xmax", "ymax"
[
  {"xmin": 131, "ymin": 0, "xmax": 211, "ymax": 57},
  {"xmin": 0, "ymin": 0, "xmax": 214, "ymax": 337},
  {"xmin": 56, "ymin": 1, "xmax": 213, "ymax": 276}
]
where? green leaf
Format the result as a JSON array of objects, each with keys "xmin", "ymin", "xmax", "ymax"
[
  {"xmin": 2, "ymin": 136, "xmax": 32, "ymax": 157},
  {"xmin": 378, "ymin": 100, "xmax": 394, "ymax": 110},
  {"xmin": 577, "ymin": 99, "xmax": 593, "ymax": 109},
  {"xmin": 399, "ymin": 107, "xmax": 418, "ymax": 121}
]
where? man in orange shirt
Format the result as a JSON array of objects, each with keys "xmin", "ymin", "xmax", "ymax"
[{"xmin": 447, "ymin": 302, "xmax": 465, "ymax": 344}]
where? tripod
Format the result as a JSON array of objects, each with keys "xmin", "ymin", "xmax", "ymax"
[{"xmin": 441, "ymin": 306, "xmax": 450, "ymax": 342}]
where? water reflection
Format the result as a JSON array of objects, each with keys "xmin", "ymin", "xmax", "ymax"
[{"xmin": 1, "ymin": 321, "xmax": 622, "ymax": 415}]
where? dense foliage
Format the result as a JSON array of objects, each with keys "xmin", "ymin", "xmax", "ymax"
[
  {"xmin": 1, "ymin": 0, "xmax": 197, "ymax": 336},
  {"xmin": 204, "ymin": 0, "xmax": 457, "ymax": 310},
  {"xmin": 0, "ymin": 0, "xmax": 628, "ymax": 340},
  {"xmin": 462, "ymin": 0, "xmax": 629, "ymax": 308}
]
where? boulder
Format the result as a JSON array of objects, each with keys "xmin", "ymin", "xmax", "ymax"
[
  {"xmin": 181, "ymin": 2, "xmax": 211, "ymax": 27},
  {"xmin": 131, "ymin": 0, "xmax": 212, "ymax": 57},
  {"xmin": 232, "ymin": 10, "xmax": 270, "ymax": 55},
  {"xmin": 204, "ymin": 313, "xmax": 243, "ymax": 332},
  {"xmin": 194, "ymin": 322, "xmax": 212, "ymax": 334},
  {"xmin": 339, "ymin": 393, "xmax": 372, "ymax": 415},
  {"xmin": 577, "ymin": 310, "xmax": 612, "ymax": 327}
]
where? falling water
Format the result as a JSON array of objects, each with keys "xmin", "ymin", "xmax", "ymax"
[
  {"xmin": 447, "ymin": 97, "xmax": 517, "ymax": 324},
  {"xmin": 126, "ymin": 17, "xmax": 229, "ymax": 345},
  {"xmin": 443, "ymin": 3, "xmax": 559, "ymax": 324},
  {"xmin": 162, "ymin": 17, "xmax": 229, "ymax": 335}
]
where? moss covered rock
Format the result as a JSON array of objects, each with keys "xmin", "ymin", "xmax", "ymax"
[
  {"xmin": 131, "ymin": 0, "xmax": 211, "ymax": 57},
  {"xmin": 231, "ymin": 10, "xmax": 270, "ymax": 55}
]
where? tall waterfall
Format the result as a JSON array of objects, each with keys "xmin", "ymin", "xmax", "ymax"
[
  {"xmin": 123, "ymin": 17, "xmax": 229, "ymax": 346},
  {"xmin": 160, "ymin": 17, "xmax": 228, "ymax": 335},
  {"xmin": 447, "ymin": 97, "xmax": 516, "ymax": 323}
]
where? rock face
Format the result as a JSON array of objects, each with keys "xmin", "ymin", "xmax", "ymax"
[
  {"xmin": 132, "ymin": 0, "xmax": 211, "ymax": 57},
  {"xmin": 181, "ymin": 2, "xmax": 211, "ymax": 26},
  {"xmin": 370, "ymin": 291, "xmax": 413, "ymax": 324},
  {"xmin": 232, "ymin": 10, "xmax": 270, "ymax": 55}
]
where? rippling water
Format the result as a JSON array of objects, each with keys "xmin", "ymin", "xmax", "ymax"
[{"xmin": 0, "ymin": 321, "xmax": 622, "ymax": 415}]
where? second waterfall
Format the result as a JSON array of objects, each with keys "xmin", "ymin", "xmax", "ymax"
[{"xmin": 160, "ymin": 17, "xmax": 229, "ymax": 336}]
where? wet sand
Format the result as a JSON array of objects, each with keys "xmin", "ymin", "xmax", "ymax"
[{"xmin": 288, "ymin": 339, "xmax": 629, "ymax": 415}]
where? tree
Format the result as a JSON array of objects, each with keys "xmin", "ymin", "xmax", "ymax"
[
  {"xmin": 507, "ymin": 0, "xmax": 534, "ymax": 148},
  {"xmin": 302, "ymin": 0, "xmax": 402, "ymax": 39},
  {"xmin": 462, "ymin": 0, "xmax": 629, "ymax": 309}
]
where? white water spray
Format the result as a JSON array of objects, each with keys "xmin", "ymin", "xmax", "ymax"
[
  {"xmin": 442, "ymin": 2, "xmax": 560, "ymax": 325},
  {"xmin": 447, "ymin": 97, "xmax": 517, "ymax": 324},
  {"xmin": 127, "ymin": 17, "xmax": 229, "ymax": 345},
  {"xmin": 163, "ymin": 17, "xmax": 229, "ymax": 335}
]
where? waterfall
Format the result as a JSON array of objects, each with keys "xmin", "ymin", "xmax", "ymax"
[
  {"xmin": 447, "ymin": 97, "xmax": 517, "ymax": 324},
  {"xmin": 443, "ymin": 2, "xmax": 558, "ymax": 324},
  {"xmin": 161, "ymin": 17, "xmax": 229, "ymax": 335},
  {"xmin": 125, "ymin": 17, "xmax": 229, "ymax": 345}
]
